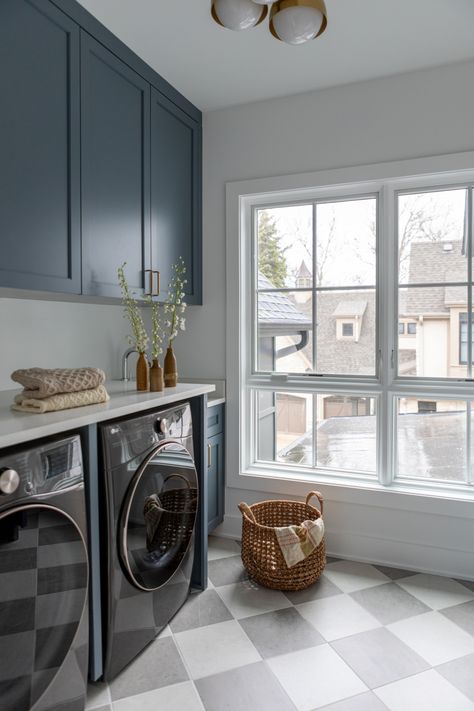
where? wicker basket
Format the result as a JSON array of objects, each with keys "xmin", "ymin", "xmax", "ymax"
[{"xmin": 238, "ymin": 491, "xmax": 325, "ymax": 591}]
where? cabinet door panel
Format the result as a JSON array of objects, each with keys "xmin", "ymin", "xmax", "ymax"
[
  {"xmin": 151, "ymin": 89, "xmax": 202, "ymax": 304},
  {"xmin": 207, "ymin": 433, "xmax": 224, "ymax": 533},
  {"xmin": 0, "ymin": 0, "xmax": 80, "ymax": 293},
  {"xmin": 81, "ymin": 33, "xmax": 150, "ymax": 298}
]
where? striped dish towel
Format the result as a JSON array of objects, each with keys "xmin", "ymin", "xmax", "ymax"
[{"xmin": 275, "ymin": 518, "xmax": 325, "ymax": 568}]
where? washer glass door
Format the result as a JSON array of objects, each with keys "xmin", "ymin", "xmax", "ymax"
[
  {"xmin": 120, "ymin": 441, "xmax": 198, "ymax": 591},
  {"xmin": 0, "ymin": 504, "xmax": 88, "ymax": 711}
]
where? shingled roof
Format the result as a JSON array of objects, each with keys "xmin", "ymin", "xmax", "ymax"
[
  {"xmin": 257, "ymin": 272, "xmax": 312, "ymax": 336},
  {"xmin": 404, "ymin": 240, "xmax": 467, "ymax": 315}
]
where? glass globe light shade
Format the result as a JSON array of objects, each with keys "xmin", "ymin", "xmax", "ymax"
[
  {"xmin": 270, "ymin": 2, "xmax": 326, "ymax": 45},
  {"xmin": 211, "ymin": 0, "xmax": 267, "ymax": 31}
]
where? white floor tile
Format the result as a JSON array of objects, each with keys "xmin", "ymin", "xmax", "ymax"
[
  {"xmin": 297, "ymin": 594, "xmax": 381, "ymax": 641},
  {"xmin": 157, "ymin": 624, "xmax": 172, "ymax": 638},
  {"xmin": 388, "ymin": 611, "xmax": 474, "ymax": 666},
  {"xmin": 323, "ymin": 561, "xmax": 390, "ymax": 593},
  {"xmin": 174, "ymin": 619, "xmax": 260, "ymax": 679},
  {"xmin": 396, "ymin": 574, "xmax": 474, "ymax": 610},
  {"xmin": 374, "ymin": 669, "xmax": 474, "ymax": 711},
  {"xmin": 267, "ymin": 644, "xmax": 367, "ymax": 710},
  {"xmin": 113, "ymin": 681, "xmax": 204, "ymax": 711},
  {"xmin": 208, "ymin": 537, "xmax": 241, "ymax": 560},
  {"xmin": 86, "ymin": 682, "xmax": 110, "ymax": 709},
  {"xmin": 215, "ymin": 581, "xmax": 291, "ymax": 619}
]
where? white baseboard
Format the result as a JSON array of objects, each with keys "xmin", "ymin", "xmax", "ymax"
[{"xmin": 212, "ymin": 514, "xmax": 474, "ymax": 581}]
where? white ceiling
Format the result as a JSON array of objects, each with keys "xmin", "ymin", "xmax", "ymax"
[{"xmin": 77, "ymin": 0, "xmax": 474, "ymax": 111}]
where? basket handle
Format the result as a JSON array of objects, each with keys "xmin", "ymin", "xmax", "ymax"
[
  {"xmin": 305, "ymin": 491, "xmax": 324, "ymax": 516},
  {"xmin": 162, "ymin": 473, "xmax": 192, "ymax": 489},
  {"xmin": 238, "ymin": 502, "xmax": 257, "ymax": 523}
]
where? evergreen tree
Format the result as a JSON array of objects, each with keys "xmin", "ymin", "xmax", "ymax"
[{"xmin": 258, "ymin": 210, "xmax": 288, "ymax": 288}]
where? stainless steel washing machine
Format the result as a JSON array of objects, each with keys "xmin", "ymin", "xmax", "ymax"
[
  {"xmin": 0, "ymin": 435, "xmax": 89, "ymax": 711},
  {"xmin": 100, "ymin": 402, "xmax": 198, "ymax": 680}
]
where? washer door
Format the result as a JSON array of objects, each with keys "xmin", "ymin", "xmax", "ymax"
[
  {"xmin": 0, "ymin": 504, "xmax": 88, "ymax": 711},
  {"xmin": 120, "ymin": 441, "xmax": 198, "ymax": 591}
]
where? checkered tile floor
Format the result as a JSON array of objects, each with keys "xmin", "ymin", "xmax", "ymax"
[{"xmin": 87, "ymin": 538, "xmax": 474, "ymax": 711}]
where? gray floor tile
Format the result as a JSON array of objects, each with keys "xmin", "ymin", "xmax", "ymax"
[
  {"xmin": 170, "ymin": 588, "xmax": 233, "ymax": 633},
  {"xmin": 208, "ymin": 555, "xmax": 248, "ymax": 587},
  {"xmin": 284, "ymin": 573, "xmax": 343, "ymax": 604},
  {"xmin": 318, "ymin": 691, "xmax": 389, "ymax": 710},
  {"xmin": 195, "ymin": 661, "xmax": 296, "ymax": 711},
  {"xmin": 326, "ymin": 556, "xmax": 342, "ymax": 564},
  {"xmin": 239, "ymin": 607, "xmax": 325, "ymax": 658},
  {"xmin": 373, "ymin": 565, "xmax": 417, "ymax": 580},
  {"xmin": 332, "ymin": 627, "xmax": 429, "ymax": 689},
  {"xmin": 109, "ymin": 636, "xmax": 188, "ymax": 701},
  {"xmin": 351, "ymin": 582, "xmax": 430, "ymax": 625},
  {"xmin": 456, "ymin": 579, "xmax": 474, "ymax": 593},
  {"xmin": 89, "ymin": 707, "xmax": 110, "ymax": 711},
  {"xmin": 441, "ymin": 600, "xmax": 474, "ymax": 636},
  {"xmin": 436, "ymin": 653, "xmax": 474, "ymax": 702}
]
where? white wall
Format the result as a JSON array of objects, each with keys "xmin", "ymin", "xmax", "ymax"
[{"xmin": 188, "ymin": 58, "xmax": 474, "ymax": 577}]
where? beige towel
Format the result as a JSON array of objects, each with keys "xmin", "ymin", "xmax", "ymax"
[
  {"xmin": 11, "ymin": 367, "xmax": 105, "ymax": 399},
  {"xmin": 275, "ymin": 518, "xmax": 325, "ymax": 568},
  {"xmin": 12, "ymin": 385, "xmax": 109, "ymax": 414}
]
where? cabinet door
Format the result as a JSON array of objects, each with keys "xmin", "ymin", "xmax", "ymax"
[
  {"xmin": 151, "ymin": 88, "xmax": 202, "ymax": 304},
  {"xmin": 81, "ymin": 33, "xmax": 151, "ymax": 298},
  {"xmin": 207, "ymin": 433, "xmax": 224, "ymax": 533},
  {"xmin": 0, "ymin": 0, "xmax": 81, "ymax": 293}
]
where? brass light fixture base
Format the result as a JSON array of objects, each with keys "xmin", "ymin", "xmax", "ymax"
[{"xmin": 269, "ymin": 0, "xmax": 328, "ymax": 41}]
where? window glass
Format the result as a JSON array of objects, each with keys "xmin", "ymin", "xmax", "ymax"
[
  {"xmin": 342, "ymin": 323, "xmax": 354, "ymax": 337},
  {"xmin": 316, "ymin": 198, "xmax": 376, "ymax": 287},
  {"xmin": 398, "ymin": 189, "xmax": 467, "ymax": 284},
  {"xmin": 398, "ymin": 287, "xmax": 467, "ymax": 378},
  {"xmin": 317, "ymin": 290, "xmax": 376, "ymax": 376},
  {"xmin": 398, "ymin": 322, "xmax": 405, "ymax": 334},
  {"xmin": 257, "ymin": 290, "xmax": 312, "ymax": 373},
  {"xmin": 256, "ymin": 391, "xmax": 376, "ymax": 475},
  {"xmin": 396, "ymin": 398, "xmax": 467, "ymax": 482}
]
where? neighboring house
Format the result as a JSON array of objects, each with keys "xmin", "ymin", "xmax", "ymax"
[
  {"xmin": 258, "ymin": 242, "xmax": 470, "ymax": 462},
  {"xmin": 400, "ymin": 240, "xmax": 469, "ymax": 380}
]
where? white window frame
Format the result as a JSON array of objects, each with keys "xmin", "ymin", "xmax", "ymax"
[{"xmin": 226, "ymin": 151, "xmax": 474, "ymax": 502}]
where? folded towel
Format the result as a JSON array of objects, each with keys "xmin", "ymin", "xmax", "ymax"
[
  {"xmin": 275, "ymin": 518, "xmax": 325, "ymax": 568},
  {"xmin": 12, "ymin": 385, "xmax": 109, "ymax": 414},
  {"xmin": 11, "ymin": 367, "xmax": 105, "ymax": 399}
]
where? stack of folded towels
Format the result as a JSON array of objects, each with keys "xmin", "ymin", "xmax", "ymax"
[{"xmin": 11, "ymin": 367, "xmax": 109, "ymax": 414}]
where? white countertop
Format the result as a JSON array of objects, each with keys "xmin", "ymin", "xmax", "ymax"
[{"xmin": 0, "ymin": 381, "xmax": 215, "ymax": 449}]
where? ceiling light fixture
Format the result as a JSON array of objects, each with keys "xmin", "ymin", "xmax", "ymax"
[{"xmin": 211, "ymin": 0, "xmax": 327, "ymax": 45}]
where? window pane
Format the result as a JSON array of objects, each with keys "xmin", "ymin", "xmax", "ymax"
[
  {"xmin": 257, "ymin": 205, "xmax": 313, "ymax": 289},
  {"xmin": 257, "ymin": 390, "xmax": 313, "ymax": 466},
  {"xmin": 316, "ymin": 198, "xmax": 376, "ymax": 287},
  {"xmin": 398, "ymin": 189, "xmax": 467, "ymax": 284},
  {"xmin": 316, "ymin": 395, "xmax": 377, "ymax": 474},
  {"xmin": 257, "ymin": 290, "xmax": 313, "ymax": 373},
  {"xmin": 396, "ymin": 398, "xmax": 467, "ymax": 482},
  {"xmin": 316, "ymin": 289, "xmax": 376, "ymax": 376},
  {"xmin": 398, "ymin": 286, "xmax": 469, "ymax": 378}
]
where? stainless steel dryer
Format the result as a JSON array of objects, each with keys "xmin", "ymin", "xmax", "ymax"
[
  {"xmin": 0, "ymin": 435, "xmax": 89, "ymax": 711},
  {"xmin": 100, "ymin": 402, "xmax": 198, "ymax": 680}
]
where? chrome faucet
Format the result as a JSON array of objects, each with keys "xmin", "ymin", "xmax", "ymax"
[{"xmin": 121, "ymin": 347, "xmax": 138, "ymax": 382}]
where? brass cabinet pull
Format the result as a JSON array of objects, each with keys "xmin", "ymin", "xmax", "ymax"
[
  {"xmin": 207, "ymin": 443, "xmax": 212, "ymax": 469},
  {"xmin": 144, "ymin": 270, "xmax": 153, "ymax": 296},
  {"xmin": 154, "ymin": 270, "xmax": 160, "ymax": 296}
]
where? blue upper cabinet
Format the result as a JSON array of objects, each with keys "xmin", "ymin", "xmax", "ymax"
[
  {"xmin": 0, "ymin": 0, "xmax": 202, "ymax": 304},
  {"xmin": 81, "ymin": 33, "xmax": 151, "ymax": 299},
  {"xmin": 0, "ymin": 0, "xmax": 81, "ymax": 294},
  {"xmin": 151, "ymin": 90, "xmax": 202, "ymax": 304}
]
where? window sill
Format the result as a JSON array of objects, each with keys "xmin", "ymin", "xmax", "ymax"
[{"xmin": 237, "ymin": 462, "xmax": 474, "ymax": 507}]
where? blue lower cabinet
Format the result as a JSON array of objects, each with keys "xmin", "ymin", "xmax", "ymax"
[
  {"xmin": 207, "ymin": 432, "xmax": 224, "ymax": 533},
  {"xmin": 207, "ymin": 404, "xmax": 225, "ymax": 533}
]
